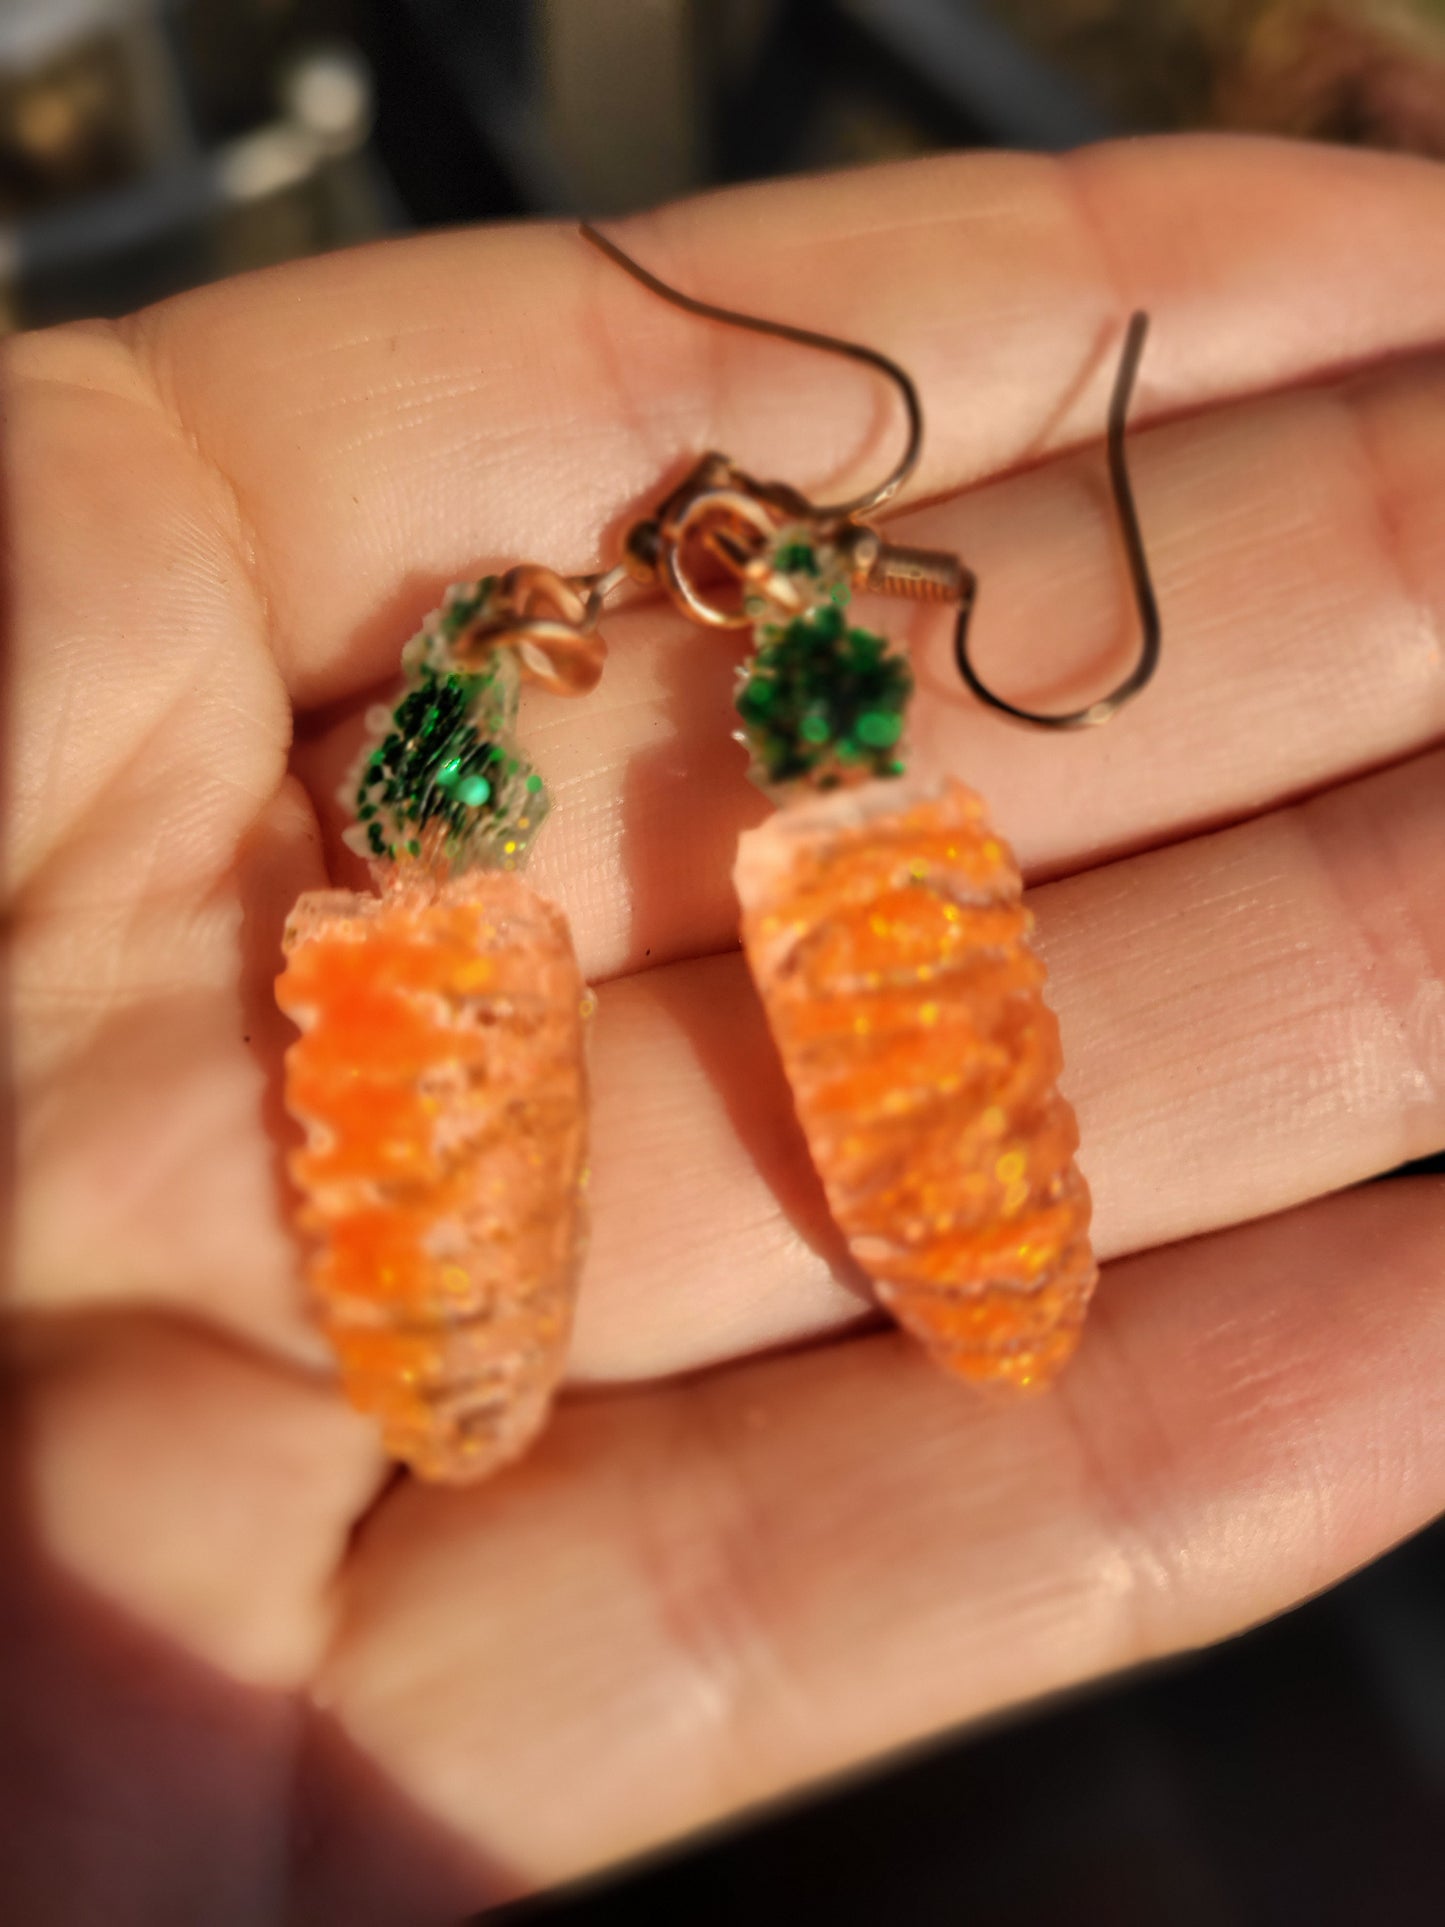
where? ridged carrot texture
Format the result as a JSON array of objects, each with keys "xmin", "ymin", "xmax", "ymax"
[
  {"xmin": 276, "ymin": 868, "xmax": 590, "ymax": 1482},
  {"xmin": 735, "ymin": 776, "xmax": 1095, "ymax": 1389}
]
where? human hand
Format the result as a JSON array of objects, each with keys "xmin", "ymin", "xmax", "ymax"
[{"xmin": 8, "ymin": 134, "xmax": 1445, "ymax": 1920}]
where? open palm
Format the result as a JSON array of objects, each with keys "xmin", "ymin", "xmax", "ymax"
[{"xmin": 8, "ymin": 135, "xmax": 1445, "ymax": 1922}]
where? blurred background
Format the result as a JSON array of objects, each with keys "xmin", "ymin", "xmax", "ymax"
[
  {"xmin": 4, "ymin": 0, "xmax": 1445, "ymax": 328},
  {"xmin": 4, "ymin": 3, "xmax": 1443, "ymax": 1921}
]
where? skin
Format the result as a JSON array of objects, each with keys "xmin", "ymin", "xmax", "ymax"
[{"xmin": 6, "ymin": 133, "xmax": 1445, "ymax": 1921}]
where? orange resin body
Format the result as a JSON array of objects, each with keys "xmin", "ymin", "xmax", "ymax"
[
  {"xmin": 736, "ymin": 778, "xmax": 1095, "ymax": 1388},
  {"xmin": 276, "ymin": 869, "xmax": 589, "ymax": 1481}
]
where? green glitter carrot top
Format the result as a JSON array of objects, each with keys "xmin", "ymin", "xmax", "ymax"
[
  {"xmin": 341, "ymin": 566, "xmax": 609, "ymax": 875},
  {"xmin": 732, "ymin": 525, "xmax": 914, "ymax": 789}
]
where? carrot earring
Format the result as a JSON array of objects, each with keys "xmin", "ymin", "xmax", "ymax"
[
  {"xmin": 276, "ymin": 564, "xmax": 623, "ymax": 1481},
  {"xmin": 582, "ymin": 223, "xmax": 1159, "ymax": 1389}
]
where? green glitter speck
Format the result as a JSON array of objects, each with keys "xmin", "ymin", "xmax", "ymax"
[
  {"xmin": 856, "ymin": 709, "xmax": 902, "ymax": 748},
  {"xmin": 773, "ymin": 539, "xmax": 819, "ymax": 575}
]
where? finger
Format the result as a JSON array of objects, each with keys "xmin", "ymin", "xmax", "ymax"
[
  {"xmin": 14, "ymin": 781, "xmax": 333, "ymax": 1363},
  {"xmin": 115, "ymin": 137, "xmax": 1445, "ymax": 708},
  {"xmin": 295, "ymin": 349, "xmax": 1445, "ymax": 979},
  {"xmin": 4, "ymin": 1310, "xmax": 380, "ymax": 1687},
  {"xmin": 571, "ymin": 747, "xmax": 1445, "ymax": 1381},
  {"xmin": 2, "ymin": 314, "xmax": 287, "ymax": 905},
  {"xmin": 318, "ymin": 1179, "xmax": 1445, "ymax": 1895}
]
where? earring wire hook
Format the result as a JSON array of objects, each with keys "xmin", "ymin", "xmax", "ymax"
[
  {"xmin": 954, "ymin": 311, "xmax": 1159, "ymax": 729},
  {"xmin": 579, "ymin": 222, "xmax": 1160, "ymax": 730},
  {"xmin": 579, "ymin": 221, "xmax": 922, "ymax": 519}
]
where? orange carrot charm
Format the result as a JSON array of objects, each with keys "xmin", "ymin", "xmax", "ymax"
[
  {"xmin": 582, "ymin": 220, "xmax": 1157, "ymax": 1389},
  {"xmin": 736, "ymin": 778, "xmax": 1094, "ymax": 1388},
  {"xmin": 277, "ymin": 567, "xmax": 612, "ymax": 1481},
  {"xmin": 277, "ymin": 870, "xmax": 590, "ymax": 1481}
]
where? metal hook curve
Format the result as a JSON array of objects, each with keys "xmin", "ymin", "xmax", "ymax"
[
  {"xmin": 579, "ymin": 221, "xmax": 922, "ymax": 519},
  {"xmin": 954, "ymin": 312, "xmax": 1159, "ymax": 730}
]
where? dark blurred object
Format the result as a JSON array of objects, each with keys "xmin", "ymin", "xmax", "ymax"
[
  {"xmin": 0, "ymin": 0, "xmax": 392, "ymax": 328},
  {"xmin": 0, "ymin": 5, "xmax": 160, "ymax": 217},
  {"xmin": 499, "ymin": 1521, "xmax": 1445, "ymax": 1926},
  {"xmin": 993, "ymin": 0, "xmax": 1445, "ymax": 153},
  {"xmin": 351, "ymin": 0, "xmax": 980, "ymax": 219},
  {"xmin": 351, "ymin": 0, "xmax": 1445, "ymax": 247},
  {"xmin": 1216, "ymin": 0, "xmax": 1445, "ymax": 149},
  {"xmin": 832, "ymin": 0, "xmax": 1110, "ymax": 146}
]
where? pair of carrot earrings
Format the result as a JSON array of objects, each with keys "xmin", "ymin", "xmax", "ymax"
[{"xmin": 276, "ymin": 227, "xmax": 1159, "ymax": 1484}]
